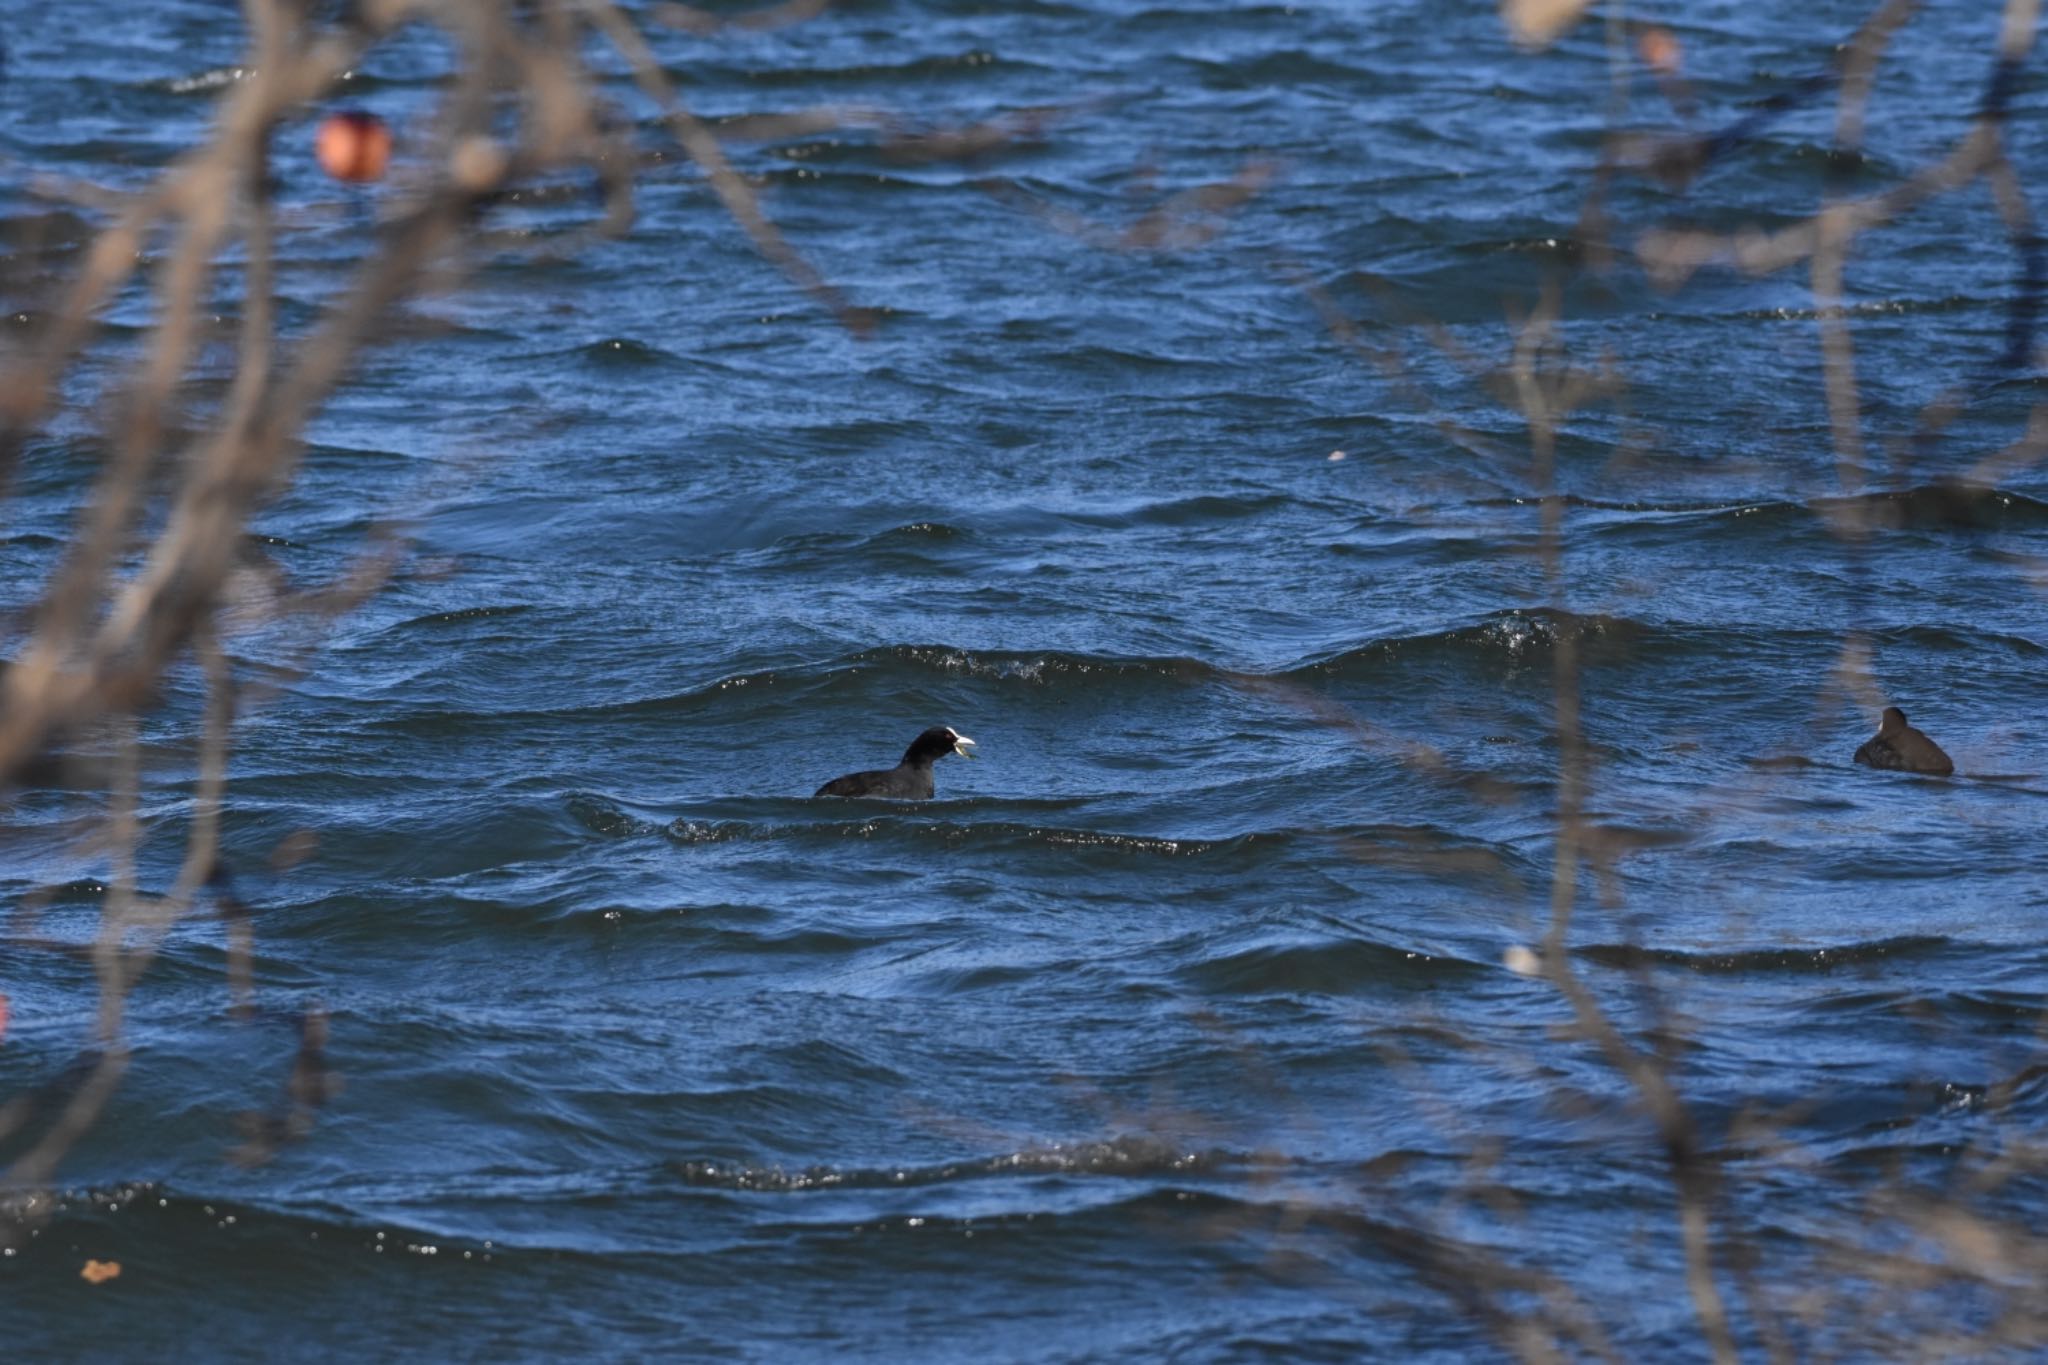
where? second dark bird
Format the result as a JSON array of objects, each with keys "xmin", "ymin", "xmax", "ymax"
[{"xmin": 1853, "ymin": 706, "xmax": 1954, "ymax": 776}]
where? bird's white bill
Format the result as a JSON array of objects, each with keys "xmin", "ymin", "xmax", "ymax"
[{"xmin": 953, "ymin": 734, "xmax": 978, "ymax": 758}]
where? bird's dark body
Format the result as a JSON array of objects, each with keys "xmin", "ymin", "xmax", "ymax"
[
  {"xmin": 1853, "ymin": 707, "xmax": 1954, "ymax": 776},
  {"xmin": 814, "ymin": 764, "xmax": 936, "ymax": 800},
  {"xmin": 814, "ymin": 726, "xmax": 974, "ymax": 800}
]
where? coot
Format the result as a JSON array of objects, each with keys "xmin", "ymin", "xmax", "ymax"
[
  {"xmin": 1853, "ymin": 706, "xmax": 1954, "ymax": 776},
  {"xmin": 814, "ymin": 726, "xmax": 977, "ymax": 799}
]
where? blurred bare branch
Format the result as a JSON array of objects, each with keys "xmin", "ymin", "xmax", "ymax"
[{"xmin": 0, "ymin": 0, "xmax": 881, "ymax": 1244}]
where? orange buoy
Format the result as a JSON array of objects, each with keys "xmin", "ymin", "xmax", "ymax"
[{"xmin": 315, "ymin": 110, "xmax": 392, "ymax": 184}]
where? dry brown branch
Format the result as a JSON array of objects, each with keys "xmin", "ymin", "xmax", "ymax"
[
  {"xmin": 1274, "ymin": 3, "xmax": 2048, "ymax": 1352},
  {"xmin": 0, "ymin": 0, "xmax": 882, "ymax": 1247}
]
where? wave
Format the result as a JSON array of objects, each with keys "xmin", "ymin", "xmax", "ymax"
[
  {"xmin": 1577, "ymin": 934, "xmax": 1953, "ymax": 974},
  {"xmin": 589, "ymin": 645, "xmax": 1217, "ymax": 718},
  {"xmin": 1732, "ymin": 293, "xmax": 1987, "ymax": 322},
  {"xmin": 664, "ymin": 814, "xmax": 1277, "ymax": 858},
  {"xmin": 1814, "ymin": 483, "xmax": 2048, "ymax": 532},
  {"xmin": 683, "ymin": 49, "xmax": 1039, "ymax": 90},
  {"xmin": 751, "ymin": 492, "xmax": 1308, "ymax": 570},
  {"xmin": 877, "ymin": 520, "xmax": 964, "ymax": 540},
  {"xmin": 1298, "ymin": 610, "xmax": 2045, "ymax": 681},
  {"xmin": 563, "ymin": 790, "xmax": 1290, "ymax": 860},
  {"xmin": 1179, "ymin": 935, "xmax": 1487, "ymax": 995},
  {"xmin": 1287, "ymin": 608, "xmax": 1645, "ymax": 676},
  {"xmin": 1070, "ymin": 491, "xmax": 1297, "ymax": 528},
  {"xmin": 390, "ymin": 604, "xmax": 535, "ymax": 632},
  {"xmin": 750, "ymin": 520, "xmax": 980, "ymax": 571},
  {"xmin": 565, "ymin": 791, "xmax": 662, "ymax": 838},
  {"xmin": 742, "ymin": 623, "xmax": 1576, "ymax": 696},
  {"xmin": 1472, "ymin": 483, "xmax": 2048, "ymax": 535},
  {"xmin": 3, "ymin": 1182, "xmax": 505, "ymax": 1270},
  {"xmin": 534, "ymin": 604, "xmax": 2046, "ymax": 732},
  {"xmin": 1795, "ymin": 986, "xmax": 2048, "ymax": 1024},
  {"xmin": 569, "ymin": 337, "xmax": 686, "ymax": 368},
  {"xmin": 670, "ymin": 1134, "xmax": 1235, "ymax": 1193},
  {"xmin": 1181, "ymin": 48, "xmax": 1376, "ymax": 89}
]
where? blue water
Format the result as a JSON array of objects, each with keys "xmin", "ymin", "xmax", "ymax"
[{"xmin": 4, "ymin": 2, "xmax": 2047, "ymax": 1358}]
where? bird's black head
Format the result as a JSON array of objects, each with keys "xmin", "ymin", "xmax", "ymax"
[
  {"xmin": 1880, "ymin": 706, "xmax": 1907, "ymax": 734},
  {"xmin": 902, "ymin": 725, "xmax": 977, "ymax": 767}
]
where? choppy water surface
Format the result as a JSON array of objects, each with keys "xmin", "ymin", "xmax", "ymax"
[{"xmin": 4, "ymin": 2, "xmax": 2047, "ymax": 1358}]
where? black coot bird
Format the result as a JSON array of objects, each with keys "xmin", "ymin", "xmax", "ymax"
[
  {"xmin": 813, "ymin": 726, "xmax": 977, "ymax": 799},
  {"xmin": 1853, "ymin": 706, "xmax": 1954, "ymax": 776}
]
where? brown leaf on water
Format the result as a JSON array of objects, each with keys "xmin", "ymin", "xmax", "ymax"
[
  {"xmin": 80, "ymin": 1259, "xmax": 121, "ymax": 1284},
  {"xmin": 1501, "ymin": 0, "xmax": 1595, "ymax": 50}
]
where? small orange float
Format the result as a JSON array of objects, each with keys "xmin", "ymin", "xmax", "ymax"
[{"xmin": 315, "ymin": 111, "xmax": 393, "ymax": 184}]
